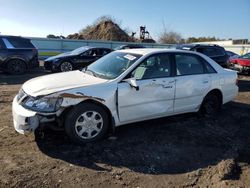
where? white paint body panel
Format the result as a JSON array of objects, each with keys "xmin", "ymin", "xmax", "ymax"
[
  {"xmin": 174, "ymin": 74, "xmax": 211, "ymax": 113},
  {"xmin": 22, "ymin": 70, "xmax": 108, "ymax": 97},
  {"xmin": 118, "ymin": 77, "xmax": 175, "ymax": 123},
  {"xmin": 12, "ymin": 49, "xmax": 239, "ymax": 134}
]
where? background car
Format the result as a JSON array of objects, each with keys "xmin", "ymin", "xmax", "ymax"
[
  {"xmin": 229, "ymin": 52, "xmax": 250, "ymax": 74},
  {"xmin": 226, "ymin": 50, "xmax": 239, "ymax": 60},
  {"xmin": 176, "ymin": 44, "xmax": 229, "ymax": 67},
  {"xmin": 0, "ymin": 35, "xmax": 39, "ymax": 74},
  {"xmin": 115, "ymin": 44, "xmax": 146, "ymax": 50},
  {"xmin": 44, "ymin": 46, "xmax": 113, "ymax": 72}
]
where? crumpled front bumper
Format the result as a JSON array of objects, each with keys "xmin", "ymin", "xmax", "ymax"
[{"xmin": 12, "ymin": 96, "xmax": 39, "ymax": 134}]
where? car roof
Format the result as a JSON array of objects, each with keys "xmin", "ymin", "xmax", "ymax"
[
  {"xmin": 83, "ymin": 46, "xmax": 112, "ymax": 50},
  {"xmin": 118, "ymin": 48, "xmax": 198, "ymax": 56},
  {"xmin": 0, "ymin": 35, "xmax": 29, "ymax": 40},
  {"xmin": 121, "ymin": 44, "xmax": 145, "ymax": 47},
  {"xmin": 178, "ymin": 44, "xmax": 223, "ymax": 48}
]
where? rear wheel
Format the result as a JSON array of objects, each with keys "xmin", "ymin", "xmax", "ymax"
[
  {"xmin": 199, "ymin": 93, "xmax": 221, "ymax": 117},
  {"xmin": 65, "ymin": 103, "xmax": 109, "ymax": 144},
  {"xmin": 60, "ymin": 61, "xmax": 73, "ymax": 72},
  {"xmin": 7, "ymin": 59, "xmax": 26, "ymax": 74}
]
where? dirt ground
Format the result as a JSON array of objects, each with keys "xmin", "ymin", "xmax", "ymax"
[{"xmin": 0, "ymin": 67, "xmax": 250, "ymax": 188}]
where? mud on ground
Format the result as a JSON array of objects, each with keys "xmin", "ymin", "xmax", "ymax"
[{"xmin": 0, "ymin": 68, "xmax": 250, "ymax": 188}]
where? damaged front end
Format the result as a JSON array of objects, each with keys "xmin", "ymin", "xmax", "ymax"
[
  {"xmin": 12, "ymin": 89, "xmax": 106, "ymax": 134},
  {"xmin": 12, "ymin": 89, "xmax": 61, "ymax": 134}
]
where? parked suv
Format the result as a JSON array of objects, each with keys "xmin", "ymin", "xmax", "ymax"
[
  {"xmin": 176, "ymin": 44, "xmax": 229, "ymax": 67},
  {"xmin": 0, "ymin": 35, "xmax": 39, "ymax": 74}
]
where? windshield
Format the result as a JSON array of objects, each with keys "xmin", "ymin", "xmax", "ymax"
[
  {"xmin": 84, "ymin": 51, "xmax": 142, "ymax": 80},
  {"xmin": 70, "ymin": 46, "xmax": 89, "ymax": 55},
  {"xmin": 240, "ymin": 53, "xmax": 250, "ymax": 59}
]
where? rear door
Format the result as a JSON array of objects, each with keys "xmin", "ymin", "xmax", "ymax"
[
  {"xmin": 173, "ymin": 53, "xmax": 212, "ymax": 113},
  {"xmin": 118, "ymin": 53, "xmax": 176, "ymax": 123}
]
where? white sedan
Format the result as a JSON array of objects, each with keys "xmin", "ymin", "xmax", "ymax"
[{"xmin": 12, "ymin": 49, "xmax": 238, "ymax": 144}]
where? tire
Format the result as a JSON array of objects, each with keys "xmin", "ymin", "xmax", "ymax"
[
  {"xmin": 7, "ymin": 59, "xmax": 26, "ymax": 74},
  {"xmin": 60, "ymin": 61, "xmax": 73, "ymax": 72},
  {"xmin": 65, "ymin": 102, "xmax": 109, "ymax": 144},
  {"xmin": 199, "ymin": 93, "xmax": 221, "ymax": 117}
]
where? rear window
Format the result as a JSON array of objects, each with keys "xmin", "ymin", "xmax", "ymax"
[
  {"xmin": 196, "ymin": 47, "xmax": 225, "ymax": 57},
  {"xmin": 6, "ymin": 37, "xmax": 35, "ymax": 48}
]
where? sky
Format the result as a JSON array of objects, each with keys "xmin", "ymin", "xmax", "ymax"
[{"xmin": 0, "ymin": 0, "xmax": 250, "ymax": 41}]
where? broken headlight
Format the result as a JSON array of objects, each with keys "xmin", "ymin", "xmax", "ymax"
[{"xmin": 23, "ymin": 97, "xmax": 63, "ymax": 113}]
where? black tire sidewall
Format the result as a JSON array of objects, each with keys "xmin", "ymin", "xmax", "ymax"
[
  {"xmin": 200, "ymin": 94, "xmax": 220, "ymax": 117},
  {"xmin": 7, "ymin": 59, "xmax": 26, "ymax": 74},
  {"xmin": 65, "ymin": 103, "xmax": 109, "ymax": 144}
]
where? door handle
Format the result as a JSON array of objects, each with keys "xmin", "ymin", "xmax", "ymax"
[
  {"xmin": 203, "ymin": 80, "xmax": 209, "ymax": 84},
  {"xmin": 162, "ymin": 85, "xmax": 173, "ymax": 88},
  {"xmin": 150, "ymin": 80, "xmax": 157, "ymax": 85},
  {"xmin": 168, "ymin": 80, "xmax": 176, "ymax": 84}
]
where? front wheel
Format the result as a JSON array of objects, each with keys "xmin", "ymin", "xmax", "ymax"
[
  {"xmin": 199, "ymin": 94, "xmax": 221, "ymax": 117},
  {"xmin": 65, "ymin": 103, "xmax": 109, "ymax": 144},
  {"xmin": 60, "ymin": 61, "xmax": 73, "ymax": 72}
]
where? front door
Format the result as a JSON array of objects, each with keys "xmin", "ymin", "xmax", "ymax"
[{"xmin": 118, "ymin": 53, "xmax": 175, "ymax": 123}]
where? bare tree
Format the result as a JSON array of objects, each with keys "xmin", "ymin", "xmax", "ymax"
[
  {"xmin": 159, "ymin": 31, "xmax": 183, "ymax": 44},
  {"xmin": 158, "ymin": 21, "xmax": 183, "ymax": 44}
]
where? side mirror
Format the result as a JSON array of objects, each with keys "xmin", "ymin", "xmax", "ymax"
[{"xmin": 123, "ymin": 78, "xmax": 139, "ymax": 91}]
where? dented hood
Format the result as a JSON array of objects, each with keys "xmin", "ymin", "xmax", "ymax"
[{"xmin": 22, "ymin": 70, "xmax": 107, "ymax": 97}]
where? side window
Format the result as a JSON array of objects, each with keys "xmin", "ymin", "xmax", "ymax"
[
  {"xmin": 131, "ymin": 54, "xmax": 171, "ymax": 80},
  {"xmin": 83, "ymin": 49, "xmax": 97, "ymax": 56},
  {"xmin": 82, "ymin": 50, "xmax": 91, "ymax": 56},
  {"xmin": 0, "ymin": 39, "xmax": 6, "ymax": 49},
  {"xmin": 102, "ymin": 49, "xmax": 111, "ymax": 55},
  {"xmin": 90, "ymin": 49, "xmax": 98, "ymax": 56},
  {"xmin": 203, "ymin": 47, "xmax": 224, "ymax": 57},
  {"xmin": 2, "ymin": 38, "xmax": 14, "ymax": 49},
  {"xmin": 7, "ymin": 38, "xmax": 34, "ymax": 48},
  {"xmin": 196, "ymin": 47, "xmax": 204, "ymax": 53},
  {"xmin": 204, "ymin": 61, "xmax": 216, "ymax": 73},
  {"xmin": 242, "ymin": 53, "xmax": 250, "ymax": 59},
  {"xmin": 175, "ymin": 54, "xmax": 204, "ymax": 75}
]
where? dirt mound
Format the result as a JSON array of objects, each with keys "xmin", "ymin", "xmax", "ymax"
[
  {"xmin": 82, "ymin": 20, "xmax": 132, "ymax": 42},
  {"xmin": 67, "ymin": 19, "xmax": 133, "ymax": 42}
]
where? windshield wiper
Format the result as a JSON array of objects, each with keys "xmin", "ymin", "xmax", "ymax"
[{"xmin": 84, "ymin": 67, "xmax": 97, "ymax": 77}]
